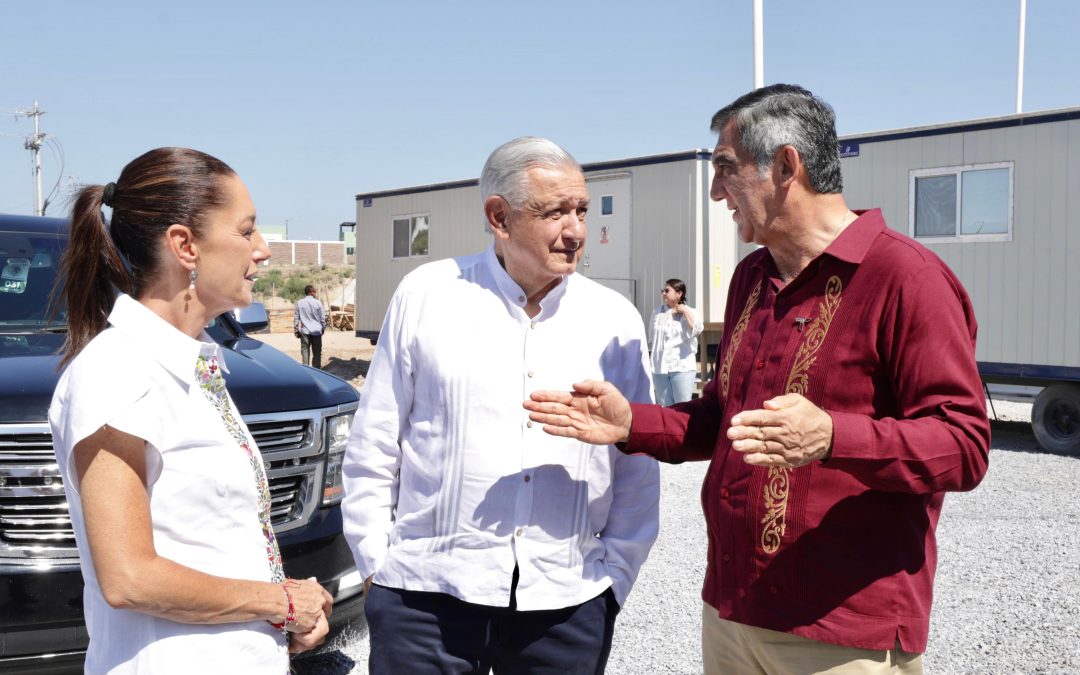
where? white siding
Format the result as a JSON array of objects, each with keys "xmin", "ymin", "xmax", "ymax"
[
  {"xmin": 1067, "ymin": 121, "xmax": 1080, "ymax": 367},
  {"xmin": 705, "ymin": 166, "xmax": 742, "ymax": 322},
  {"xmin": 620, "ymin": 159, "xmax": 701, "ymax": 321}
]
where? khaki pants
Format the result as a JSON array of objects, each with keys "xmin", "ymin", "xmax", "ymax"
[{"xmin": 702, "ymin": 602, "xmax": 923, "ymax": 675}]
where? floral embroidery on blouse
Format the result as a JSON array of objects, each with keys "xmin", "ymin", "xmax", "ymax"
[{"xmin": 195, "ymin": 355, "xmax": 286, "ymax": 604}]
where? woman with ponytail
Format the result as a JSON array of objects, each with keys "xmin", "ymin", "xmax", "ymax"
[{"xmin": 48, "ymin": 148, "xmax": 332, "ymax": 673}]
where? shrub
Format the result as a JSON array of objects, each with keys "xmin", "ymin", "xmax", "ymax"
[
  {"xmin": 252, "ymin": 264, "xmax": 353, "ymax": 304},
  {"xmin": 253, "ymin": 268, "xmax": 284, "ymax": 296},
  {"xmin": 283, "ymin": 276, "xmax": 312, "ymax": 303}
]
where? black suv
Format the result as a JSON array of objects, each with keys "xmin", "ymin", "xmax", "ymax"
[{"xmin": 0, "ymin": 214, "xmax": 363, "ymax": 673}]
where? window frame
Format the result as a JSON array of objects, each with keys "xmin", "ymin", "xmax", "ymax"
[
  {"xmin": 391, "ymin": 212, "xmax": 431, "ymax": 260},
  {"xmin": 908, "ymin": 161, "xmax": 1014, "ymax": 243}
]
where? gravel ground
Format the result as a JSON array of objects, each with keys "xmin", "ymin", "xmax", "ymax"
[
  {"xmin": 926, "ymin": 400, "xmax": 1080, "ymax": 675},
  {"xmin": 296, "ymin": 399, "xmax": 1080, "ymax": 674}
]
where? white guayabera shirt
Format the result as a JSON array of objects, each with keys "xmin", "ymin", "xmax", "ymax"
[
  {"xmin": 49, "ymin": 295, "xmax": 287, "ymax": 674},
  {"xmin": 343, "ymin": 245, "xmax": 660, "ymax": 610}
]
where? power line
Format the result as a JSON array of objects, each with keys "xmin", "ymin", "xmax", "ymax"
[{"xmin": 41, "ymin": 136, "xmax": 66, "ymax": 215}]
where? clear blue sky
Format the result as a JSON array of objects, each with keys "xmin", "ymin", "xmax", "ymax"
[{"xmin": 2, "ymin": 0, "xmax": 1078, "ymax": 241}]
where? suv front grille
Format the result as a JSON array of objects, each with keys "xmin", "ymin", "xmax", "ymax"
[
  {"xmin": 0, "ymin": 415, "xmax": 326, "ymax": 558},
  {"xmin": 250, "ymin": 417, "xmax": 322, "ymax": 530},
  {"xmin": 0, "ymin": 433, "xmax": 74, "ymax": 551},
  {"xmin": 0, "ymin": 433, "xmax": 54, "ymax": 459},
  {"xmin": 248, "ymin": 420, "xmax": 310, "ymax": 452}
]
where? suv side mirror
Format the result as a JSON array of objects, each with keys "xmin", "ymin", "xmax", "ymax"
[{"xmin": 234, "ymin": 302, "xmax": 270, "ymax": 333}]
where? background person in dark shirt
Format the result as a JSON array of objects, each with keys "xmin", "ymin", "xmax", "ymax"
[{"xmin": 525, "ymin": 84, "xmax": 990, "ymax": 675}]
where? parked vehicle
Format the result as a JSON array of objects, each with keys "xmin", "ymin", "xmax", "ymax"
[{"xmin": 0, "ymin": 213, "xmax": 363, "ymax": 673}]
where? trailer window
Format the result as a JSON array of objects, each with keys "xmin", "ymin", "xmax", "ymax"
[
  {"xmin": 600, "ymin": 195, "xmax": 614, "ymax": 216},
  {"xmin": 909, "ymin": 162, "xmax": 1012, "ymax": 242},
  {"xmin": 392, "ymin": 214, "xmax": 430, "ymax": 259}
]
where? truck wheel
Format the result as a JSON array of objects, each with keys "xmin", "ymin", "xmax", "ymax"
[{"xmin": 1031, "ymin": 383, "xmax": 1080, "ymax": 455}]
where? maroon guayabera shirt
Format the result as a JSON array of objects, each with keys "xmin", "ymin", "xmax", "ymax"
[{"xmin": 624, "ymin": 209, "xmax": 990, "ymax": 653}]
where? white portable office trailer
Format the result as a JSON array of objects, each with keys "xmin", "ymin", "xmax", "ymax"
[
  {"xmin": 354, "ymin": 149, "xmax": 747, "ymax": 356},
  {"xmin": 838, "ymin": 107, "xmax": 1080, "ymax": 452}
]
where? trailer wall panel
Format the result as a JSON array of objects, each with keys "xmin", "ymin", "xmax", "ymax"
[
  {"xmin": 622, "ymin": 159, "xmax": 698, "ymax": 320},
  {"xmin": 1067, "ymin": 121, "xmax": 1080, "ymax": 366}
]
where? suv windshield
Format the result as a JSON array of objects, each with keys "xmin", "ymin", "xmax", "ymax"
[
  {"xmin": 0, "ymin": 228, "xmax": 244, "ymax": 342},
  {"xmin": 0, "ymin": 231, "xmax": 66, "ymax": 329}
]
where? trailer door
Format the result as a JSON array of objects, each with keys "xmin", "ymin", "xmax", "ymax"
[{"xmin": 581, "ymin": 173, "xmax": 633, "ymax": 303}]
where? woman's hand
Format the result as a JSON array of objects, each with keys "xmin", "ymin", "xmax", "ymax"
[
  {"xmin": 283, "ymin": 577, "xmax": 334, "ymax": 633},
  {"xmin": 284, "ymin": 578, "xmax": 333, "ymax": 654},
  {"xmin": 288, "ymin": 613, "xmax": 330, "ymax": 654},
  {"xmin": 673, "ymin": 304, "xmax": 697, "ymax": 330}
]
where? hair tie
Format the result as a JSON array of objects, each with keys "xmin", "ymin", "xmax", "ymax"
[{"xmin": 102, "ymin": 182, "xmax": 116, "ymax": 207}]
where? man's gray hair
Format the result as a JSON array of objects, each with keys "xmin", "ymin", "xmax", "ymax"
[
  {"xmin": 480, "ymin": 136, "xmax": 581, "ymax": 208},
  {"xmin": 710, "ymin": 84, "xmax": 843, "ymax": 194}
]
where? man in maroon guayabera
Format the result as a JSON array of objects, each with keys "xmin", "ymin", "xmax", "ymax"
[{"xmin": 525, "ymin": 84, "xmax": 990, "ymax": 675}]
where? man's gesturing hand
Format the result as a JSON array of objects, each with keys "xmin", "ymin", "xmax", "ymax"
[
  {"xmin": 524, "ymin": 380, "xmax": 632, "ymax": 445},
  {"xmin": 727, "ymin": 393, "xmax": 834, "ymax": 468}
]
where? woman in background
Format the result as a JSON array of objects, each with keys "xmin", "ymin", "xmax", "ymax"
[
  {"xmin": 49, "ymin": 147, "xmax": 332, "ymax": 673},
  {"xmin": 649, "ymin": 278, "xmax": 702, "ymax": 405}
]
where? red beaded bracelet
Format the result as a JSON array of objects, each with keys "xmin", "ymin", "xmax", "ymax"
[{"xmin": 269, "ymin": 581, "xmax": 296, "ymax": 629}]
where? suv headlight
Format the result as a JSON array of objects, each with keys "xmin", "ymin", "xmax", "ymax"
[{"xmin": 322, "ymin": 413, "xmax": 352, "ymax": 505}]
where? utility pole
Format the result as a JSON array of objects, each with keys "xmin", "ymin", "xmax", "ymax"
[
  {"xmin": 752, "ymin": 0, "xmax": 764, "ymax": 89},
  {"xmin": 15, "ymin": 101, "xmax": 47, "ymax": 216},
  {"xmin": 1015, "ymin": 0, "xmax": 1027, "ymax": 114}
]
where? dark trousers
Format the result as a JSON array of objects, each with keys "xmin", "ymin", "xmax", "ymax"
[
  {"xmin": 300, "ymin": 332, "xmax": 322, "ymax": 368},
  {"xmin": 365, "ymin": 583, "xmax": 620, "ymax": 675}
]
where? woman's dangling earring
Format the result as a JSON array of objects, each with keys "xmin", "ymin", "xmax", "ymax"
[{"xmin": 189, "ymin": 268, "xmax": 197, "ymax": 291}]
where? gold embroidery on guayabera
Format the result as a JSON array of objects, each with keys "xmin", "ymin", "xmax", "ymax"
[
  {"xmin": 760, "ymin": 467, "xmax": 791, "ymax": 553},
  {"xmin": 760, "ymin": 275, "xmax": 844, "ymax": 554},
  {"xmin": 719, "ymin": 282, "xmax": 762, "ymax": 399},
  {"xmin": 785, "ymin": 276, "xmax": 843, "ymax": 396}
]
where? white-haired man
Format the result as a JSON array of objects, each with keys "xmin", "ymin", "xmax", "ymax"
[{"xmin": 342, "ymin": 137, "xmax": 659, "ymax": 673}]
